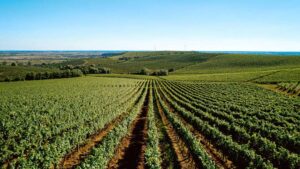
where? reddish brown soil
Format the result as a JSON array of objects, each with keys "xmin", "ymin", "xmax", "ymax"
[
  {"xmin": 152, "ymin": 88, "xmax": 179, "ymax": 169},
  {"xmin": 107, "ymin": 89, "xmax": 149, "ymax": 169},
  {"xmin": 59, "ymin": 86, "xmax": 147, "ymax": 169},
  {"xmin": 59, "ymin": 113, "xmax": 126, "ymax": 169}
]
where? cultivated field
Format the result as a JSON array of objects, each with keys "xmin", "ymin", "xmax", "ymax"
[
  {"xmin": 0, "ymin": 52, "xmax": 300, "ymax": 169},
  {"xmin": 1, "ymin": 76, "xmax": 299, "ymax": 169}
]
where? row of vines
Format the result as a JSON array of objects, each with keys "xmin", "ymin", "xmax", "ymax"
[{"xmin": 0, "ymin": 77, "xmax": 299, "ymax": 168}]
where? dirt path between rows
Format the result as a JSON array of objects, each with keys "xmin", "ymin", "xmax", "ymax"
[
  {"xmin": 152, "ymin": 87, "xmax": 179, "ymax": 169},
  {"xmin": 59, "ymin": 113, "xmax": 126, "ymax": 169},
  {"xmin": 58, "ymin": 86, "xmax": 145, "ymax": 169},
  {"xmin": 2, "ymin": 86, "xmax": 143, "ymax": 169},
  {"xmin": 107, "ymin": 89, "xmax": 149, "ymax": 169},
  {"xmin": 155, "ymin": 92, "xmax": 198, "ymax": 169}
]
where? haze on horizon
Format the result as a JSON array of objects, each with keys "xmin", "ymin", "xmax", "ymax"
[{"xmin": 0, "ymin": 0, "xmax": 300, "ymax": 51}]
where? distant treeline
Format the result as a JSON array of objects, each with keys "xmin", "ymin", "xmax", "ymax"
[
  {"xmin": 60, "ymin": 65, "xmax": 111, "ymax": 74},
  {"xmin": 139, "ymin": 67, "xmax": 173, "ymax": 76},
  {"xmin": 1, "ymin": 61, "xmax": 32, "ymax": 66},
  {"xmin": 4, "ymin": 69, "xmax": 83, "ymax": 82},
  {"xmin": 1, "ymin": 64, "xmax": 112, "ymax": 82}
]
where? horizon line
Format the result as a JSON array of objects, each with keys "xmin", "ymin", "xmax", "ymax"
[{"xmin": 0, "ymin": 50, "xmax": 300, "ymax": 52}]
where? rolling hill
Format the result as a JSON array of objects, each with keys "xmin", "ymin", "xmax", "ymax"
[{"xmin": 1, "ymin": 51, "xmax": 299, "ymax": 82}]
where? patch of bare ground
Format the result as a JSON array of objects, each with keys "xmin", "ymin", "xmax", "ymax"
[
  {"xmin": 158, "ymin": 88, "xmax": 236, "ymax": 169},
  {"xmin": 155, "ymin": 92, "xmax": 199, "ymax": 169},
  {"xmin": 107, "ymin": 89, "xmax": 149, "ymax": 169},
  {"xmin": 257, "ymin": 84, "xmax": 299, "ymax": 97}
]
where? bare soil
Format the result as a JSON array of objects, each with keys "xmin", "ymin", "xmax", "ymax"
[
  {"xmin": 107, "ymin": 89, "xmax": 149, "ymax": 169},
  {"xmin": 155, "ymin": 92, "xmax": 198, "ymax": 169}
]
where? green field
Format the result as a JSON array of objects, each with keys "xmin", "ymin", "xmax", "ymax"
[
  {"xmin": 1, "ymin": 52, "xmax": 300, "ymax": 169},
  {"xmin": 56, "ymin": 52, "xmax": 217, "ymax": 73},
  {"xmin": 174, "ymin": 54, "xmax": 300, "ymax": 74},
  {"xmin": 1, "ymin": 77, "xmax": 299, "ymax": 168},
  {"xmin": 2, "ymin": 52, "xmax": 299, "ymax": 83},
  {"xmin": 65, "ymin": 52, "xmax": 300, "ymax": 82}
]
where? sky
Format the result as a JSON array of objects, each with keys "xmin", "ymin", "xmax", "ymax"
[{"xmin": 0, "ymin": 0, "xmax": 300, "ymax": 51}]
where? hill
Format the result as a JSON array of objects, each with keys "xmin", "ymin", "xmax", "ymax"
[
  {"xmin": 174, "ymin": 54, "xmax": 300, "ymax": 74},
  {"xmin": 1, "ymin": 51, "xmax": 299, "ymax": 83},
  {"xmin": 61, "ymin": 51, "xmax": 218, "ymax": 73}
]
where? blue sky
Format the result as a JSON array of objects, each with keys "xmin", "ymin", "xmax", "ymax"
[{"xmin": 0, "ymin": 0, "xmax": 299, "ymax": 51}]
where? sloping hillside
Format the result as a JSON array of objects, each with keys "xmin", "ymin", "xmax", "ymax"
[
  {"xmin": 80, "ymin": 52, "xmax": 218, "ymax": 73},
  {"xmin": 174, "ymin": 54, "xmax": 300, "ymax": 74},
  {"xmin": 2, "ymin": 52, "xmax": 299, "ymax": 82}
]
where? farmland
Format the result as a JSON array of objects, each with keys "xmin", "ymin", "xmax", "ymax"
[
  {"xmin": 1, "ymin": 74, "xmax": 300, "ymax": 168},
  {"xmin": 2, "ymin": 0, "xmax": 300, "ymax": 168},
  {"xmin": 0, "ymin": 51, "xmax": 300, "ymax": 169},
  {"xmin": 2, "ymin": 51, "xmax": 300, "ymax": 82}
]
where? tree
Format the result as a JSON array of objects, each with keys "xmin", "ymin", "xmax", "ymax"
[
  {"xmin": 63, "ymin": 69, "xmax": 72, "ymax": 78},
  {"xmin": 43, "ymin": 72, "xmax": 50, "ymax": 79},
  {"xmin": 11, "ymin": 62, "xmax": 16, "ymax": 66},
  {"xmin": 52, "ymin": 72, "xmax": 61, "ymax": 78},
  {"xmin": 99, "ymin": 67, "xmax": 111, "ymax": 74},
  {"xmin": 14, "ymin": 76, "xmax": 23, "ymax": 81},
  {"xmin": 4, "ymin": 77, "xmax": 11, "ymax": 82},
  {"xmin": 168, "ymin": 68, "xmax": 175, "ymax": 72},
  {"xmin": 25, "ymin": 72, "xmax": 36, "ymax": 80},
  {"xmin": 88, "ymin": 67, "xmax": 99, "ymax": 74},
  {"xmin": 71, "ymin": 69, "xmax": 83, "ymax": 77},
  {"xmin": 140, "ymin": 68, "xmax": 151, "ymax": 75},
  {"xmin": 158, "ymin": 69, "xmax": 168, "ymax": 76},
  {"xmin": 35, "ymin": 72, "xmax": 42, "ymax": 80}
]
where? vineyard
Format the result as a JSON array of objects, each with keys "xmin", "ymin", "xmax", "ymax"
[
  {"xmin": 0, "ymin": 77, "xmax": 300, "ymax": 169},
  {"xmin": 277, "ymin": 82, "xmax": 300, "ymax": 96}
]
